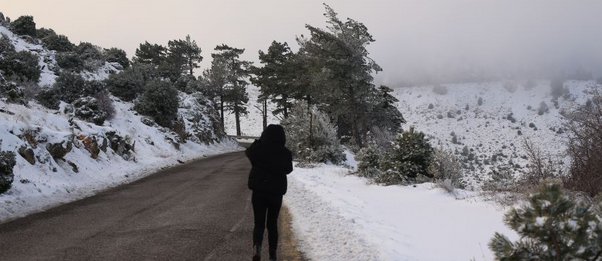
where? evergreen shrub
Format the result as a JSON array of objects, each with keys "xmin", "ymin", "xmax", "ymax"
[
  {"xmin": 0, "ymin": 50, "xmax": 41, "ymax": 82},
  {"xmin": 0, "ymin": 150, "xmax": 16, "ymax": 194},
  {"xmin": 135, "ymin": 80, "xmax": 179, "ymax": 128},
  {"xmin": 376, "ymin": 128, "xmax": 434, "ymax": 185},
  {"xmin": 281, "ymin": 102, "xmax": 345, "ymax": 164},
  {"xmin": 10, "ymin": 16, "xmax": 36, "ymax": 37},
  {"xmin": 490, "ymin": 183, "xmax": 602, "ymax": 260}
]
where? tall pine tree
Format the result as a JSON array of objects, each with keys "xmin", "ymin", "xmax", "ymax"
[
  {"xmin": 251, "ymin": 41, "xmax": 297, "ymax": 125},
  {"xmin": 299, "ymin": 4, "xmax": 383, "ymax": 147},
  {"xmin": 205, "ymin": 44, "xmax": 251, "ymax": 135}
]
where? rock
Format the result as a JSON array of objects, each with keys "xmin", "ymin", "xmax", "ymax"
[
  {"xmin": 46, "ymin": 141, "xmax": 73, "ymax": 160},
  {"xmin": 105, "ymin": 131, "xmax": 134, "ymax": 160},
  {"xmin": 141, "ymin": 117, "xmax": 155, "ymax": 126},
  {"xmin": 18, "ymin": 128, "xmax": 41, "ymax": 148},
  {"xmin": 18, "ymin": 146, "xmax": 35, "ymax": 165},
  {"xmin": 100, "ymin": 138, "xmax": 108, "ymax": 152},
  {"xmin": 67, "ymin": 160, "xmax": 79, "ymax": 173},
  {"xmin": 78, "ymin": 135, "xmax": 100, "ymax": 159}
]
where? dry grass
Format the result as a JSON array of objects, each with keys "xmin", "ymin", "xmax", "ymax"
[{"xmin": 279, "ymin": 206, "xmax": 306, "ymax": 261}]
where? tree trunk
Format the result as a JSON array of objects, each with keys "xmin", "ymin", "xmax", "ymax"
[
  {"xmin": 235, "ymin": 104, "xmax": 241, "ymax": 136},
  {"xmin": 263, "ymin": 99, "xmax": 268, "ymax": 130},
  {"xmin": 348, "ymin": 84, "xmax": 363, "ymax": 147},
  {"xmin": 307, "ymin": 95, "xmax": 313, "ymax": 146},
  {"xmin": 220, "ymin": 98, "xmax": 225, "ymax": 133},
  {"xmin": 283, "ymin": 94, "xmax": 289, "ymax": 118}
]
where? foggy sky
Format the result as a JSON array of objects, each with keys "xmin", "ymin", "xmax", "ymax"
[{"xmin": 3, "ymin": 0, "xmax": 602, "ymax": 85}]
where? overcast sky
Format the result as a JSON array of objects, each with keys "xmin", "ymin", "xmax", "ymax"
[{"xmin": 4, "ymin": 0, "xmax": 602, "ymax": 84}]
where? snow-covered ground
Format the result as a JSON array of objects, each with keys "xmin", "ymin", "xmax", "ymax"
[
  {"xmin": 0, "ymin": 25, "xmax": 241, "ymax": 223},
  {"xmin": 393, "ymin": 81, "xmax": 596, "ymax": 187},
  {"xmin": 285, "ymin": 163, "xmax": 518, "ymax": 260},
  {"xmin": 236, "ymin": 80, "xmax": 598, "ymax": 260}
]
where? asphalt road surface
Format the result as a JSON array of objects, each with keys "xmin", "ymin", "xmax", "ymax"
[{"xmin": 0, "ymin": 151, "xmax": 290, "ymax": 261}]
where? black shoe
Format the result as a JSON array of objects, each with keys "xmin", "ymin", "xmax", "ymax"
[
  {"xmin": 268, "ymin": 249, "xmax": 276, "ymax": 261},
  {"xmin": 253, "ymin": 244, "xmax": 261, "ymax": 261}
]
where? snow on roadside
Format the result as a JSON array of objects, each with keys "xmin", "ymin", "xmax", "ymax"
[
  {"xmin": 0, "ymin": 96, "xmax": 241, "ymax": 224},
  {"xmin": 285, "ymin": 165, "xmax": 518, "ymax": 260}
]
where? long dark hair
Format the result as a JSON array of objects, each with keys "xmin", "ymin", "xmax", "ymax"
[{"xmin": 260, "ymin": 124, "xmax": 286, "ymax": 147}]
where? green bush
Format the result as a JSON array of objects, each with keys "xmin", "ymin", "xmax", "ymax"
[
  {"xmin": 490, "ymin": 183, "xmax": 602, "ymax": 260},
  {"xmin": 75, "ymin": 42, "xmax": 103, "ymax": 62},
  {"xmin": 356, "ymin": 143, "xmax": 383, "ymax": 179},
  {"xmin": 36, "ymin": 72, "xmax": 105, "ymax": 109},
  {"xmin": 0, "ymin": 81, "xmax": 24, "ymax": 103},
  {"xmin": 135, "ymin": 80, "xmax": 179, "ymax": 128},
  {"xmin": 377, "ymin": 128, "xmax": 434, "ymax": 185},
  {"xmin": 56, "ymin": 52, "xmax": 84, "ymax": 72},
  {"xmin": 103, "ymin": 47, "xmax": 129, "ymax": 69},
  {"xmin": 41, "ymin": 33, "xmax": 74, "ymax": 52},
  {"xmin": 281, "ymin": 102, "xmax": 345, "ymax": 164},
  {"xmin": 0, "ymin": 35, "xmax": 15, "ymax": 53},
  {"xmin": 0, "ymin": 50, "xmax": 41, "ymax": 82},
  {"xmin": 36, "ymin": 87, "xmax": 60, "ymax": 109},
  {"xmin": 0, "ymin": 150, "xmax": 17, "ymax": 194},
  {"xmin": 105, "ymin": 63, "xmax": 157, "ymax": 101},
  {"xmin": 73, "ymin": 96, "xmax": 109, "ymax": 125},
  {"xmin": 53, "ymin": 72, "xmax": 88, "ymax": 103},
  {"xmin": 10, "ymin": 16, "xmax": 36, "ymax": 37}
]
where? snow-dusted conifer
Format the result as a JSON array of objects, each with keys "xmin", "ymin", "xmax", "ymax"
[
  {"xmin": 377, "ymin": 128, "xmax": 434, "ymax": 185},
  {"xmin": 282, "ymin": 102, "xmax": 345, "ymax": 164},
  {"xmin": 490, "ymin": 183, "xmax": 602, "ymax": 260}
]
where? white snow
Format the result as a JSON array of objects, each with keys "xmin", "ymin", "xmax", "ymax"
[
  {"xmin": 237, "ymin": 80, "xmax": 600, "ymax": 260},
  {"xmin": 0, "ymin": 95, "xmax": 241, "ymax": 223},
  {"xmin": 393, "ymin": 80, "xmax": 596, "ymax": 188},
  {"xmin": 285, "ymin": 164, "xmax": 518, "ymax": 260},
  {"xmin": 0, "ymin": 24, "xmax": 243, "ymax": 224}
]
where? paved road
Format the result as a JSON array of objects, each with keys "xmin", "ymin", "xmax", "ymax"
[{"xmin": 0, "ymin": 151, "xmax": 281, "ymax": 261}]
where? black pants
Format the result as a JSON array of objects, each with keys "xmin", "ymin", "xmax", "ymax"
[{"xmin": 252, "ymin": 191, "xmax": 283, "ymax": 255}]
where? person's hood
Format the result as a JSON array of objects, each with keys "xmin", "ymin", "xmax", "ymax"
[{"xmin": 260, "ymin": 124, "xmax": 286, "ymax": 147}]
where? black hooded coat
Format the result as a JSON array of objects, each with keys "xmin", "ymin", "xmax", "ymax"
[{"xmin": 245, "ymin": 125, "xmax": 293, "ymax": 195}]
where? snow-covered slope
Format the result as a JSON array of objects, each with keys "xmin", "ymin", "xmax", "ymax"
[
  {"xmin": 224, "ymin": 85, "xmax": 280, "ymax": 137},
  {"xmin": 393, "ymin": 80, "xmax": 596, "ymax": 187},
  {"xmin": 0, "ymin": 25, "xmax": 239, "ymax": 223}
]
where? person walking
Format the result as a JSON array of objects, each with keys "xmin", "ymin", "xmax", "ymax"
[{"xmin": 246, "ymin": 124, "xmax": 293, "ymax": 261}]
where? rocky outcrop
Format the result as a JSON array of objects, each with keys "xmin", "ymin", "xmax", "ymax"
[
  {"xmin": 46, "ymin": 141, "xmax": 73, "ymax": 160},
  {"xmin": 18, "ymin": 146, "xmax": 35, "ymax": 165},
  {"xmin": 106, "ymin": 131, "xmax": 135, "ymax": 161},
  {"xmin": 77, "ymin": 135, "xmax": 100, "ymax": 159}
]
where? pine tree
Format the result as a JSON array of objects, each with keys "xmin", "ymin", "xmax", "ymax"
[
  {"xmin": 251, "ymin": 41, "xmax": 296, "ymax": 119},
  {"xmin": 205, "ymin": 44, "xmax": 251, "ymax": 135},
  {"xmin": 490, "ymin": 183, "xmax": 602, "ymax": 260},
  {"xmin": 133, "ymin": 41, "xmax": 167, "ymax": 66},
  {"xmin": 378, "ymin": 128, "xmax": 434, "ymax": 184},
  {"xmin": 104, "ymin": 47, "xmax": 130, "ymax": 69},
  {"xmin": 299, "ymin": 4, "xmax": 382, "ymax": 147},
  {"xmin": 369, "ymin": 85, "xmax": 405, "ymax": 133},
  {"xmin": 165, "ymin": 35, "xmax": 203, "ymax": 80}
]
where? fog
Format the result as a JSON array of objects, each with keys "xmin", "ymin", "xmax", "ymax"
[{"xmin": 3, "ymin": 0, "xmax": 602, "ymax": 85}]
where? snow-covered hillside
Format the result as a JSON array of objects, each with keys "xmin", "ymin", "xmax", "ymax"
[
  {"xmin": 0, "ymin": 25, "xmax": 239, "ymax": 223},
  {"xmin": 393, "ymin": 81, "xmax": 596, "ymax": 187},
  {"xmin": 224, "ymin": 85, "xmax": 280, "ymax": 137}
]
